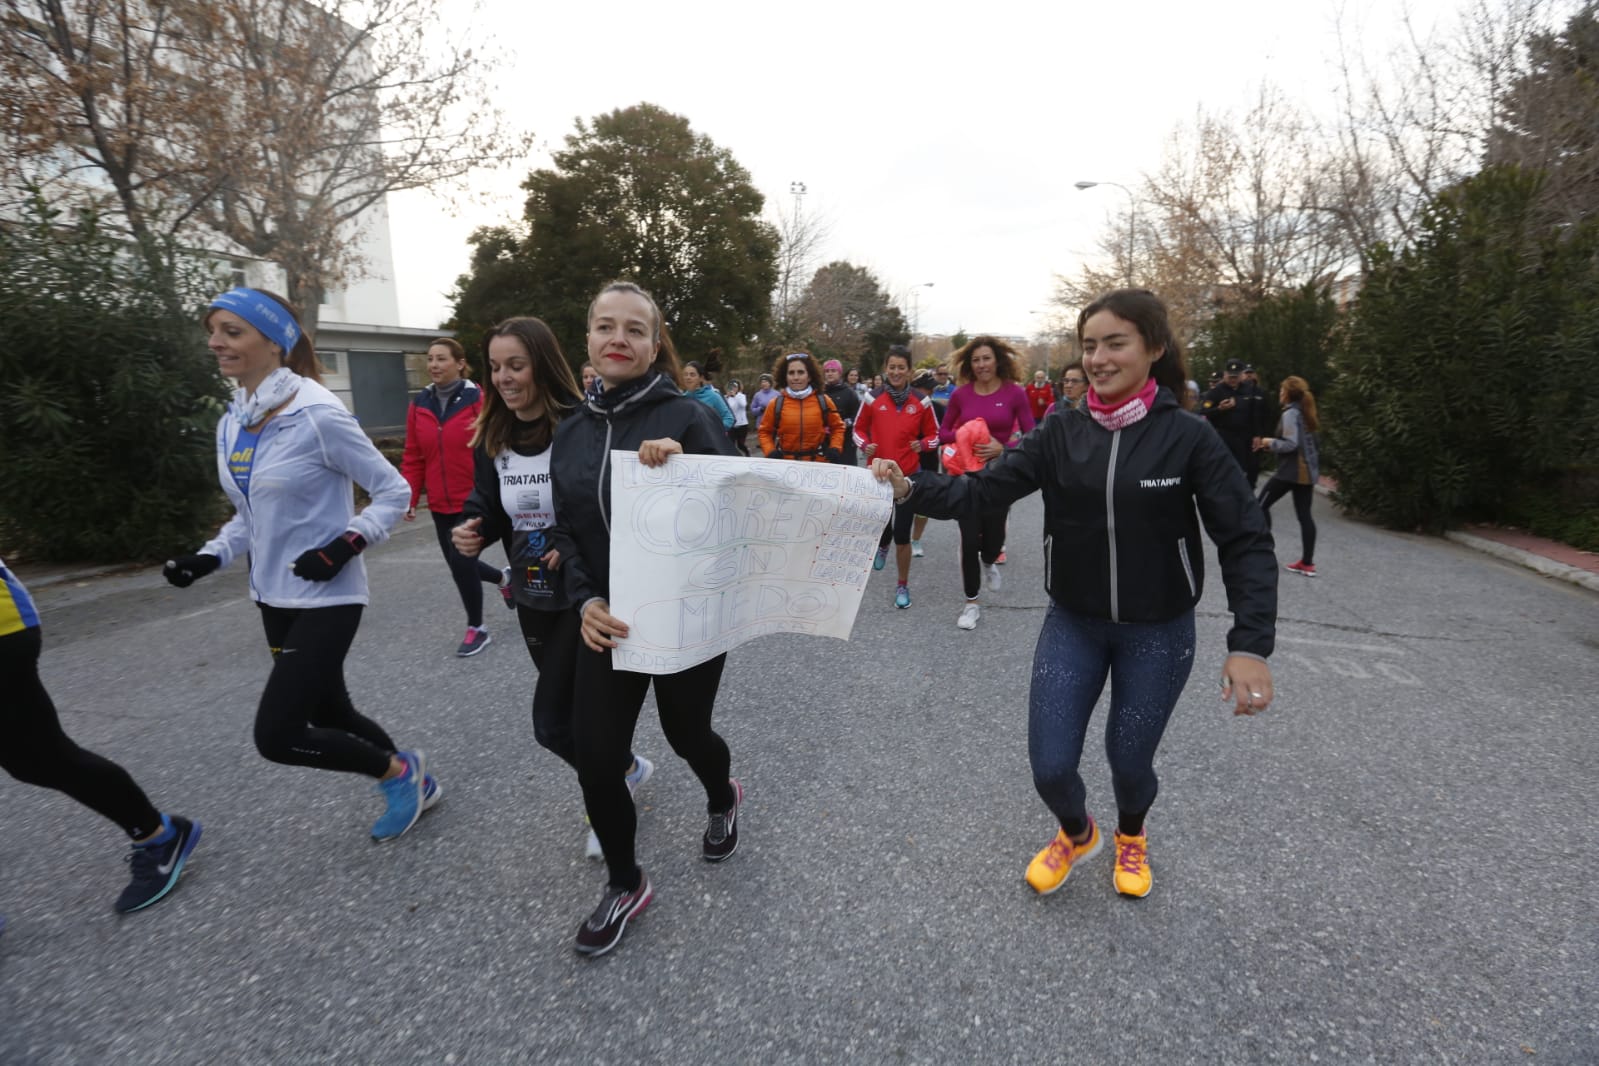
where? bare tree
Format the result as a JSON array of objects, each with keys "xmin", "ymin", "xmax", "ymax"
[
  {"xmin": 770, "ymin": 193, "xmax": 831, "ymax": 344},
  {"xmin": 2, "ymin": 0, "xmax": 528, "ymax": 327},
  {"xmin": 1323, "ymin": 0, "xmax": 1558, "ymax": 253}
]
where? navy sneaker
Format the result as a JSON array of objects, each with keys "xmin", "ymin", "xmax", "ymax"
[
  {"xmin": 703, "ymin": 779, "xmax": 743, "ymax": 862},
  {"xmin": 456, "ymin": 626, "xmax": 492, "ymax": 657},
  {"xmin": 115, "ymin": 815, "xmax": 202, "ymax": 913},
  {"xmin": 574, "ymin": 874, "xmax": 653, "ymax": 957},
  {"xmin": 420, "ymin": 773, "xmax": 442, "ymax": 813},
  {"xmin": 372, "ymin": 751, "xmax": 426, "ymax": 841}
]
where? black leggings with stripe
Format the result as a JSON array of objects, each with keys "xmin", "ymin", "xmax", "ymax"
[{"xmin": 253, "ymin": 603, "xmax": 395, "ymax": 778}]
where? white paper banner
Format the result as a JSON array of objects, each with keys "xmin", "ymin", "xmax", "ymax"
[{"xmin": 608, "ymin": 452, "xmax": 894, "ymax": 674}]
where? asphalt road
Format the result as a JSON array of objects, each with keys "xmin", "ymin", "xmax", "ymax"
[{"xmin": 2, "ymin": 491, "xmax": 1595, "ymax": 1064}]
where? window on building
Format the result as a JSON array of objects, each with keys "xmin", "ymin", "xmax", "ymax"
[{"xmin": 318, "ymin": 351, "xmax": 341, "ymax": 374}]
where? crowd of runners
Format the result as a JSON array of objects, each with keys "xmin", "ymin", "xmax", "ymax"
[{"xmin": 4, "ymin": 280, "xmax": 1328, "ymax": 957}]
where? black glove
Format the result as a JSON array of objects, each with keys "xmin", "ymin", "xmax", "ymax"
[
  {"xmin": 291, "ymin": 532, "xmax": 366, "ymax": 582},
  {"xmin": 822, "ymin": 447, "xmax": 843, "ymax": 464},
  {"xmin": 163, "ymin": 553, "xmax": 220, "ymax": 588}
]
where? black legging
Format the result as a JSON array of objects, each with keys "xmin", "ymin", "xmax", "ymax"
[
  {"xmin": 1258, "ymin": 480, "xmax": 1316, "ymax": 565},
  {"xmin": 573, "ymin": 647, "xmax": 733, "ymax": 891},
  {"xmin": 730, "ymin": 425, "xmax": 750, "ymax": 457},
  {"xmin": 253, "ymin": 604, "xmax": 395, "ymax": 778},
  {"xmin": 431, "ymin": 510, "xmax": 503, "ymax": 628},
  {"xmin": 877, "ymin": 498, "xmax": 916, "ymax": 548},
  {"xmin": 515, "ymin": 605, "xmax": 582, "ymax": 768},
  {"xmin": 958, "ymin": 508, "xmax": 1008, "ymax": 598},
  {"xmin": 0, "ymin": 626, "xmax": 163, "ymax": 840}
]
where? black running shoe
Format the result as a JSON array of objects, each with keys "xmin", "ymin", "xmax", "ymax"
[
  {"xmin": 116, "ymin": 815, "xmax": 201, "ymax": 914},
  {"xmin": 574, "ymin": 874, "xmax": 653, "ymax": 957},
  {"xmin": 702, "ymin": 779, "xmax": 743, "ymax": 862}
]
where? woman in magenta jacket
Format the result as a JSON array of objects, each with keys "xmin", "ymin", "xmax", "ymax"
[
  {"xmin": 401, "ymin": 337, "xmax": 507, "ymax": 657},
  {"xmin": 939, "ymin": 335, "xmax": 1035, "ymax": 631}
]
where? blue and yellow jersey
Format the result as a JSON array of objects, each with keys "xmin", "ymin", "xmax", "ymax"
[{"xmin": 0, "ymin": 556, "xmax": 42, "ymax": 637}]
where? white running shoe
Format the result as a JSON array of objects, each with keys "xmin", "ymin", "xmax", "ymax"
[
  {"xmin": 585, "ymin": 824, "xmax": 603, "ymax": 860},
  {"xmin": 957, "ymin": 602, "xmax": 981, "ymax": 630},
  {"xmin": 910, "ymin": 540, "xmax": 924, "ymax": 558},
  {"xmin": 985, "ymin": 562, "xmax": 1003, "ymax": 592},
  {"xmin": 625, "ymin": 754, "xmax": 655, "ymax": 798}
]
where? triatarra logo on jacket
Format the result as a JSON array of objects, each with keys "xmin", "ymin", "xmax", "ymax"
[{"xmin": 1140, "ymin": 476, "xmax": 1182, "ymax": 488}]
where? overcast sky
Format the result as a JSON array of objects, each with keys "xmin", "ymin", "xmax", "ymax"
[{"xmin": 385, "ymin": 0, "xmax": 1468, "ymax": 339}]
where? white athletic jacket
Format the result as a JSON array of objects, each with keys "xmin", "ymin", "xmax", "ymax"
[{"xmin": 201, "ymin": 378, "xmax": 408, "ymax": 608}]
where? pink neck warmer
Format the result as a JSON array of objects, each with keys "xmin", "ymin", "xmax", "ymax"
[{"xmin": 1086, "ymin": 377, "xmax": 1158, "ymax": 431}]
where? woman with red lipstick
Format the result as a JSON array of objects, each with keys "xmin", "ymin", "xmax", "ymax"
[
  {"xmin": 401, "ymin": 337, "xmax": 508, "ymax": 657},
  {"xmin": 872, "ymin": 289, "xmax": 1277, "ymax": 902},
  {"xmin": 549, "ymin": 280, "xmax": 741, "ymax": 958}
]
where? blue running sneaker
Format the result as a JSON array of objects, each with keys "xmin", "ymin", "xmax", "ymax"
[
  {"xmin": 116, "ymin": 815, "xmax": 201, "ymax": 913},
  {"xmin": 421, "ymin": 773, "xmax": 442, "ymax": 813},
  {"xmin": 895, "ymin": 583, "xmax": 911, "ymax": 609},
  {"xmin": 872, "ymin": 547, "xmax": 888, "ymax": 571},
  {"xmin": 372, "ymin": 751, "xmax": 427, "ymax": 841}
]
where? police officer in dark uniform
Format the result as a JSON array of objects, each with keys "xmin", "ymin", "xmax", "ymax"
[{"xmin": 1200, "ymin": 358, "xmax": 1267, "ymax": 488}]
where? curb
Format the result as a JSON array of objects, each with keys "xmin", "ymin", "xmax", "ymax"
[
  {"xmin": 1443, "ymin": 531, "xmax": 1599, "ymax": 595},
  {"xmin": 1314, "ymin": 480, "xmax": 1597, "ymax": 595}
]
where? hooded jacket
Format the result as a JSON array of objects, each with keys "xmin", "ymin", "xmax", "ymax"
[
  {"xmin": 549, "ymin": 372, "xmax": 736, "ymax": 609},
  {"xmin": 400, "ymin": 380, "xmax": 483, "ymax": 513},
  {"xmin": 904, "ymin": 387, "xmax": 1277, "ymax": 657},
  {"xmin": 686, "ymin": 383, "xmax": 735, "ymax": 430},
  {"xmin": 200, "ymin": 378, "xmax": 409, "ymax": 608}
]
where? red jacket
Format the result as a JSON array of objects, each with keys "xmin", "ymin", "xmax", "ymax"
[
  {"xmin": 401, "ymin": 381, "xmax": 483, "ymax": 514},
  {"xmin": 1026, "ymin": 382, "xmax": 1056, "ymax": 423},
  {"xmin": 854, "ymin": 389, "xmax": 938, "ymax": 474}
]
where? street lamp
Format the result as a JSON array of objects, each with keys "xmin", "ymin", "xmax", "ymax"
[
  {"xmin": 1075, "ymin": 180, "xmax": 1136, "ymax": 287},
  {"xmin": 909, "ymin": 282, "xmax": 934, "ymax": 352}
]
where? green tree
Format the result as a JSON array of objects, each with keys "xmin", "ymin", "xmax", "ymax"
[
  {"xmin": 447, "ymin": 104, "xmax": 778, "ymax": 363},
  {"xmin": 0, "ymin": 194, "xmax": 227, "ymax": 562},
  {"xmin": 1487, "ymin": 3, "xmax": 1599, "ymax": 229},
  {"xmin": 1327, "ymin": 167, "xmax": 1599, "ymax": 538},
  {"xmin": 792, "ymin": 261, "xmax": 908, "ymax": 376},
  {"xmin": 1193, "ymin": 282, "xmax": 1339, "ymax": 393}
]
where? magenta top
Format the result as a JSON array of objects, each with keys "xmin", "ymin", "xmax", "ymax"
[{"xmin": 939, "ymin": 382, "xmax": 1036, "ymax": 446}]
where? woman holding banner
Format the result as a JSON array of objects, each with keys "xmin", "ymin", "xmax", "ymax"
[
  {"xmin": 550, "ymin": 280, "xmax": 741, "ymax": 958},
  {"xmin": 450, "ymin": 317, "xmax": 654, "ymax": 861}
]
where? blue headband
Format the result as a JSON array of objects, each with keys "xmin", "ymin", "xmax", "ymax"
[{"xmin": 208, "ymin": 289, "xmax": 301, "ymax": 355}]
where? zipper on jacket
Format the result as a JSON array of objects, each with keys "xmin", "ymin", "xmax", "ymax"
[
  {"xmin": 597, "ymin": 419, "xmax": 613, "ymax": 536},
  {"xmin": 1105, "ymin": 428, "xmax": 1121, "ymax": 622},
  {"xmin": 1044, "ymin": 533, "xmax": 1052, "ymax": 596},
  {"xmin": 436, "ymin": 421, "xmax": 449, "ymax": 508},
  {"xmin": 1177, "ymin": 538, "xmax": 1196, "ymax": 598}
]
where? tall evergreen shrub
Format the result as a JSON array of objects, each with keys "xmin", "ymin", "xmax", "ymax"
[
  {"xmin": 0, "ymin": 195, "xmax": 227, "ymax": 561},
  {"xmin": 1327, "ymin": 167, "xmax": 1599, "ymax": 533}
]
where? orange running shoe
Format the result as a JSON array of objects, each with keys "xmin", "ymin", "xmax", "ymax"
[
  {"xmin": 1113, "ymin": 829, "xmax": 1152, "ymax": 897},
  {"xmin": 1025, "ymin": 817, "xmax": 1102, "ymax": 895}
]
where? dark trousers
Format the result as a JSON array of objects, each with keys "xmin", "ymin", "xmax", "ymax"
[
  {"xmin": 958, "ymin": 508, "xmax": 1009, "ymax": 598},
  {"xmin": 1258, "ymin": 480, "xmax": 1317, "ymax": 564},
  {"xmin": 254, "ymin": 604, "xmax": 394, "ymax": 778},
  {"xmin": 0, "ymin": 626, "xmax": 164, "ymax": 839},
  {"xmin": 573, "ymin": 648, "xmax": 733, "ymax": 890},
  {"xmin": 729, "ymin": 425, "xmax": 750, "ymax": 457},
  {"xmin": 515, "ymin": 605, "xmax": 582, "ymax": 768},
  {"xmin": 431, "ymin": 510, "xmax": 503, "ymax": 628}
]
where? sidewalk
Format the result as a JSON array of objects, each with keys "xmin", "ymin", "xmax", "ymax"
[{"xmin": 1315, "ymin": 476, "xmax": 1599, "ymax": 595}]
